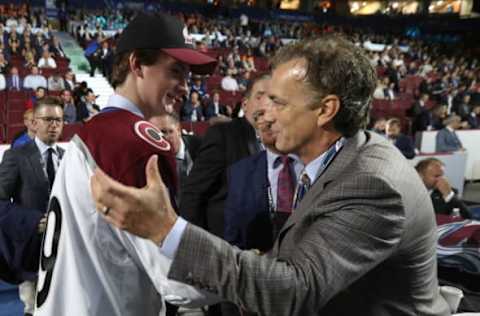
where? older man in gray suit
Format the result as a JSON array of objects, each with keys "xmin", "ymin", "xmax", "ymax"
[{"xmin": 92, "ymin": 36, "xmax": 450, "ymax": 316}]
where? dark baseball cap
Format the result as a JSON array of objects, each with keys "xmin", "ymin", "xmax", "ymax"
[{"xmin": 116, "ymin": 13, "xmax": 217, "ymax": 75}]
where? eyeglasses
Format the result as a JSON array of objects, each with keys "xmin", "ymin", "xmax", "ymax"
[{"xmin": 36, "ymin": 116, "xmax": 64, "ymax": 124}]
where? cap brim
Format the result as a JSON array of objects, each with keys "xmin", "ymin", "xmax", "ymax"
[{"xmin": 162, "ymin": 48, "xmax": 217, "ymax": 75}]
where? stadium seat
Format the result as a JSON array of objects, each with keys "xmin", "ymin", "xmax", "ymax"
[
  {"xmin": 6, "ymin": 124, "xmax": 25, "ymax": 143},
  {"xmin": 6, "ymin": 110, "xmax": 24, "ymax": 125},
  {"xmin": 7, "ymin": 90, "xmax": 28, "ymax": 101},
  {"xmin": 0, "ymin": 125, "xmax": 4, "ymax": 143},
  {"xmin": 7, "ymin": 99, "xmax": 26, "ymax": 112},
  {"xmin": 181, "ymin": 121, "xmax": 209, "ymax": 136}
]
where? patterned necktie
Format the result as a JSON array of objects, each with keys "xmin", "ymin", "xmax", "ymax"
[
  {"xmin": 276, "ymin": 155, "xmax": 295, "ymax": 213},
  {"xmin": 293, "ymin": 172, "xmax": 311, "ymax": 210},
  {"xmin": 46, "ymin": 148, "xmax": 56, "ymax": 189}
]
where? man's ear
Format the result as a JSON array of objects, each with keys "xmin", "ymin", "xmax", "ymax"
[
  {"xmin": 128, "ymin": 52, "xmax": 143, "ymax": 78},
  {"xmin": 316, "ymin": 95, "xmax": 340, "ymax": 127}
]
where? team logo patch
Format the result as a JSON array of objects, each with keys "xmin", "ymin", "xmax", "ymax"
[{"xmin": 134, "ymin": 121, "xmax": 171, "ymax": 151}]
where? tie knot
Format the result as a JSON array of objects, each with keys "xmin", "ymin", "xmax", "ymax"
[
  {"xmin": 275, "ymin": 155, "xmax": 292, "ymax": 168},
  {"xmin": 47, "ymin": 147, "xmax": 55, "ymax": 155}
]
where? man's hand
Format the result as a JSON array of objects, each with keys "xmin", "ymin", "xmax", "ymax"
[
  {"xmin": 435, "ymin": 177, "xmax": 453, "ymax": 199},
  {"xmin": 90, "ymin": 155, "xmax": 178, "ymax": 244},
  {"xmin": 38, "ymin": 214, "xmax": 48, "ymax": 234}
]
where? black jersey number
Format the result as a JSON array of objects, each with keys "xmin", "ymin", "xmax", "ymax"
[{"xmin": 36, "ymin": 196, "xmax": 62, "ymax": 308}]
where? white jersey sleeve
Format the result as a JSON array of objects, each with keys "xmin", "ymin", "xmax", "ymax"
[{"xmin": 34, "ymin": 136, "xmax": 220, "ymax": 316}]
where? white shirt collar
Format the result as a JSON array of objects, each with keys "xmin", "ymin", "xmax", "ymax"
[
  {"xmin": 106, "ymin": 94, "xmax": 144, "ymax": 118},
  {"xmin": 34, "ymin": 137, "xmax": 57, "ymax": 156},
  {"xmin": 446, "ymin": 126, "xmax": 454, "ymax": 132},
  {"xmin": 266, "ymin": 148, "xmax": 300, "ymax": 170},
  {"xmin": 176, "ymin": 138, "xmax": 186, "ymax": 160}
]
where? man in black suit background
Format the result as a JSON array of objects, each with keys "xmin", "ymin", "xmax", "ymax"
[
  {"xmin": 179, "ymin": 74, "xmax": 269, "ymax": 239},
  {"xmin": 385, "ymin": 118, "xmax": 415, "ymax": 159},
  {"xmin": 6, "ymin": 66, "xmax": 23, "ymax": 91},
  {"xmin": 0, "ymin": 97, "xmax": 65, "ymax": 316},
  {"xmin": 410, "ymin": 93, "xmax": 432, "ymax": 134},
  {"xmin": 179, "ymin": 74, "xmax": 268, "ymax": 316},
  {"xmin": 150, "ymin": 112, "xmax": 202, "ymax": 204},
  {"xmin": 416, "ymin": 158, "xmax": 472, "ymax": 219},
  {"xmin": 204, "ymin": 91, "xmax": 230, "ymax": 120}
]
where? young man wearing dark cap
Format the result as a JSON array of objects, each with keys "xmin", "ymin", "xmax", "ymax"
[{"xmin": 34, "ymin": 13, "xmax": 218, "ymax": 316}]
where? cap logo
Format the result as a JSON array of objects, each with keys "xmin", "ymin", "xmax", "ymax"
[
  {"xmin": 183, "ymin": 26, "xmax": 194, "ymax": 46},
  {"xmin": 134, "ymin": 121, "xmax": 171, "ymax": 151}
]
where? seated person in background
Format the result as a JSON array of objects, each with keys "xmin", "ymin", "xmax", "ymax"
[
  {"xmin": 37, "ymin": 50, "xmax": 57, "ymax": 69},
  {"xmin": 23, "ymin": 66, "xmax": 47, "ymax": 91},
  {"xmin": 385, "ymin": 118, "xmax": 415, "ymax": 159},
  {"xmin": 373, "ymin": 77, "xmax": 395, "ymax": 100},
  {"xmin": 180, "ymin": 91, "xmax": 204, "ymax": 122},
  {"xmin": 371, "ymin": 117, "xmax": 387, "ymax": 136},
  {"xmin": 436, "ymin": 115, "xmax": 464, "ymax": 152},
  {"xmin": 467, "ymin": 105, "xmax": 480, "ymax": 129},
  {"xmin": 0, "ymin": 52, "xmax": 9, "ymax": 73},
  {"xmin": 11, "ymin": 109, "xmax": 35, "ymax": 148},
  {"xmin": 237, "ymin": 71, "xmax": 251, "ymax": 92},
  {"xmin": 190, "ymin": 74, "xmax": 206, "ymax": 99},
  {"xmin": 61, "ymin": 89, "xmax": 77, "ymax": 123},
  {"xmin": 416, "ymin": 158, "xmax": 472, "ymax": 219},
  {"xmin": 6, "ymin": 66, "xmax": 23, "ymax": 90},
  {"xmin": 221, "ymin": 69, "xmax": 239, "ymax": 93},
  {"xmin": 25, "ymin": 86, "xmax": 46, "ymax": 109},
  {"xmin": 430, "ymin": 104, "xmax": 448, "ymax": 130},
  {"xmin": 204, "ymin": 91, "xmax": 230, "ymax": 120},
  {"xmin": 47, "ymin": 71, "xmax": 66, "ymax": 91},
  {"xmin": 77, "ymin": 88, "xmax": 100, "ymax": 121}
]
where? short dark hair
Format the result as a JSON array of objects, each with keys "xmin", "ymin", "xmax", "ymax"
[
  {"xmin": 110, "ymin": 49, "xmax": 165, "ymax": 89},
  {"xmin": 244, "ymin": 73, "xmax": 271, "ymax": 99},
  {"xmin": 271, "ymin": 35, "xmax": 377, "ymax": 137},
  {"xmin": 415, "ymin": 158, "xmax": 443, "ymax": 174},
  {"xmin": 34, "ymin": 96, "xmax": 63, "ymax": 114}
]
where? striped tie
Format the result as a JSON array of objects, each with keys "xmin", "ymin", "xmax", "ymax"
[{"xmin": 276, "ymin": 156, "xmax": 295, "ymax": 213}]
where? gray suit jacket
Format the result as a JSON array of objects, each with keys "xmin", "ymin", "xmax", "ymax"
[
  {"xmin": 168, "ymin": 131, "xmax": 450, "ymax": 316},
  {"xmin": 0, "ymin": 141, "xmax": 65, "ymax": 212}
]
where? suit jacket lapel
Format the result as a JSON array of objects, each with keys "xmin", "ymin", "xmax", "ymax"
[
  {"xmin": 275, "ymin": 131, "xmax": 368, "ymax": 246},
  {"xmin": 26, "ymin": 142, "xmax": 49, "ymax": 185},
  {"xmin": 252, "ymin": 151, "xmax": 268, "ymax": 213}
]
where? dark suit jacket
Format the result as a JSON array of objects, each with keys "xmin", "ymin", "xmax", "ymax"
[
  {"xmin": 170, "ymin": 131, "xmax": 450, "ymax": 315},
  {"xmin": 436, "ymin": 127, "xmax": 463, "ymax": 152},
  {"xmin": 180, "ymin": 118, "xmax": 260, "ymax": 237},
  {"xmin": 0, "ymin": 141, "xmax": 64, "ymax": 283},
  {"xmin": 77, "ymin": 102, "xmax": 101, "ymax": 122},
  {"xmin": 409, "ymin": 101, "xmax": 431, "ymax": 134},
  {"xmin": 6, "ymin": 75, "xmax": 23, "ymax": 90},
  {"xmin": 431, "ymin": 189, "xmax": 472, "ymax": 219},
  {"xmin": 224, "ymin": 151, "xmax": 275, "ymax": 252},
  {"xmin": 180, "ymin": 102, "xmax": 205, "ymax": 122},
  {"xmin": 182, "ymin": 134, "xmax": 202, "ymax": 162},
  {"xmin": 391, "ymin": 134, "xmax": 415, "ymax": 159},
  {"xmin": 204, "ymin": 102, "xmax": 229, "ymax": 120},
  {"xmin": 467, "ymin": 113, "xmax": 479, "ymax": 129}
]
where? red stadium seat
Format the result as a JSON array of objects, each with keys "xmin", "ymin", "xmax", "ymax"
[
  {"xmin": 7, "ymin": 99, "xmax": 27, "ymax": 111},
  {"xmin": 0, "ymin": 125, "xmax": 5, "ymax": 143},
  {"xmin": 6, "ymin": 123, "xmax": 25, "ymax": 143},
  {"xmin": 6, "ymin": 110, "xmax": 24, "ymax": 125},
  {"xmin": 7, "ymin": 90, "xmax": 29, "ymax": 101},
  {"xmin": 181, "ymin": 121, "xmax": 209, "ymax": 136}
]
